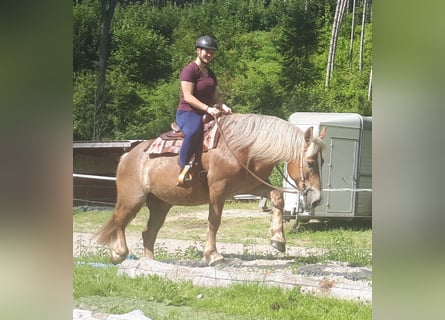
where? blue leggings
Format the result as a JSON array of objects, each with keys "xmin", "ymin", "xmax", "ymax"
[{"xmin": 176, "ymin": 110, "xmax": 203, "ymax": 169}]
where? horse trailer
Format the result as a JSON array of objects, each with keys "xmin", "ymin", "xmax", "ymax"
[{"xmin": 283, "ymin": 112, "xmax": 372, "ymax": 222}]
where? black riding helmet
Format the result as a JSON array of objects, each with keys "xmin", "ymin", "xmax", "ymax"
[{"xmin": 195, "ymin": 35, "xmax": 218, "ymax": 50}]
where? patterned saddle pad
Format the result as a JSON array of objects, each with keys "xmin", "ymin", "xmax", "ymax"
[{"xmin": 146, "ymin": 120, "xmax": 219, "ymax": 156}]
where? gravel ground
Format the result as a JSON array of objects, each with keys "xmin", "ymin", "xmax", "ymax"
[{"xmin": 73, "ymin": 232, "xmax": 326, "ymax": 259}]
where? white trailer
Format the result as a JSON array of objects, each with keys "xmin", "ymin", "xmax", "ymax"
[{"xmin": 283, "ymin": 112, "xmax": 372, "ymax": 222}]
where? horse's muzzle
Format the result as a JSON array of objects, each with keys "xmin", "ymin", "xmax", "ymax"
[{"xmin": 302, "ymin": 188, "xmax": 322, "ymax": 209}]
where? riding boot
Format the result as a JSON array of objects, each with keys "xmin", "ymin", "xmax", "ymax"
[
  {"xmin": 176, "ymin": 163, "xmax": 193, "ymax": 188},
  {"xmin": 177, "ymin": 152, "xmax": 194, "ymax": 188}
]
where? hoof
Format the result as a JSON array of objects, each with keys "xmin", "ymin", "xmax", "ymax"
[
  {"xmin": 206, "ymin": 253, "xmax": 224, "ymax": 266},
  {"xmin": 271, "ymin": 240, "xmax": 286, "ymax": 253},
  {"xmin": 110, "ymin": 256, "xmax": 125, "ymax": 265},
  {"xmin": 110, "ymin": 251, "xmax": 126, "ymax": 265}
]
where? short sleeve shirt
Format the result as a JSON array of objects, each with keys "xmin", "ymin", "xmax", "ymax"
[{"xmin": 177, "ymin": 62, "xmax": 217, "ymax": 113}]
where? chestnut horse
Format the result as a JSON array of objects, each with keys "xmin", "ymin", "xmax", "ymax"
[{"xmin": 94, "ymin": 113, "xmax": 326, "ymax": 266}]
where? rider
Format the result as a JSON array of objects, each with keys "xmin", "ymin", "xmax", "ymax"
[{"xmin": 175, "ymin": 35, "xmax": 232, "ymax": 187}]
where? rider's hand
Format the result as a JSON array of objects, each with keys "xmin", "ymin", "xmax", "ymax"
[
  {"xmin": 221, "ymin": 104, "xmax": 232, "ymax": 114},
  {"xmin": 206, "ymin": 106, "xmax": 220, "ymax": 117}
]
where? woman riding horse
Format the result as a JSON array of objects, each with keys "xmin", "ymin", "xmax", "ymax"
[{"xmin": 175, "ymin": 35, "xmax": 232, "ymax": 187}]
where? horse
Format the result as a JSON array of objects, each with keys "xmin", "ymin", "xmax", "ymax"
[{"xmin": 93, "ymin": 113, "xmax": 326, "ymax": 266}]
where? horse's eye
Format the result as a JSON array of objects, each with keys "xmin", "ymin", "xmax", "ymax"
[{"xmin": 306, "ymin": 160, "xmax": 315, "ymax": 168}]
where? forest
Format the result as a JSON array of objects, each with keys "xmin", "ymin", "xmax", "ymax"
[{"xmin": 73, "ymin": 0, "xmax": 372, "ymax": 141}]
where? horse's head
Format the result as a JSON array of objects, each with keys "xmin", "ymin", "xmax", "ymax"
[{"xmin": 287, "ymin": 126, "xmax": 327, "ymax": 210}]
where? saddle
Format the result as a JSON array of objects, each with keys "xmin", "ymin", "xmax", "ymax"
[{"xmin": 145, "ymin": 117, "xmax": 219, "ymax": 156}]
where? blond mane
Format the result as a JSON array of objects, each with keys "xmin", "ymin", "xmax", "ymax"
[{"xmin": 219, "ymin": 114, "xmax": 308, "ymax": 164}]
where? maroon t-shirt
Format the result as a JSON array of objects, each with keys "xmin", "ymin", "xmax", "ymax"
[{"xmin": 177, "ymin": 62, "xmax": 217, "ymax": 113}]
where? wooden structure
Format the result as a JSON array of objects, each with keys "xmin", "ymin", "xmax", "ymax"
[{"xmin": 73, "ymin": 140, "xmax": 143, "ymax": 207}]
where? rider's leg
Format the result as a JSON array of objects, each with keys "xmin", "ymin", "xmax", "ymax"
[{"xmin": 176, "ymin": 110, "xmax": 203, "ymax": 185}]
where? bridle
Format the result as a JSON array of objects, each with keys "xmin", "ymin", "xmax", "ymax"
[
  {"xmin": 300, "ymin": 146, "xmax": 324, "ymax": 195},
  {"xmin": 275, "ymin": 149, "xmax": 305, "ymax": 193},
  {"xmin": 279, "ymin": 145, "xmax": 323, "ymax": 212},
  {"xmin": 299, "ymin": 148, "xmax": 308, "ymax": 193},
  {"xmin": 277, "ymin": 145, "xmax": 322, "ymax": 198}
]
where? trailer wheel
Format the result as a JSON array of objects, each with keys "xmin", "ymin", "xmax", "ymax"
[
  {"xmin": 292, "ymin": 217, "xmax": 311, "ymax": 232},
  {"xmin": 293, "ymin": 223, "xmax": 305, "ymax": 232}
]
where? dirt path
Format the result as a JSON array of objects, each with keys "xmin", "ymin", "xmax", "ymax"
[{"xmin": 73, "ymin": 231, "xmax": 325, "ymax": 259}]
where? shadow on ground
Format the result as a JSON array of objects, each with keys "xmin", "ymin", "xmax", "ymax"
[{"xmin": 291, "ymin": 219, "xmax": 372, "ymax": 232}]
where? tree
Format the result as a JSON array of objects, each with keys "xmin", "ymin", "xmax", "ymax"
[
  {"xmin": 348, "ymin": 0, "xmax": 356, "ymax": 69},
  {"xmin": 110, "ymin": 10, "xmax": 171, "ymax": 84},
  {"xmin": 277, "ymin": 0, "xmax": 320, "ymax": 89},
  {"xmin": 94, "ymin": 0, "xmax": 117, "ymax": 140},
  {"xmin": 73, "ymin": 1, "xmax": 100, "ymax": 72},
  {"xmin": 73, "ymin": 71, "xmax": 97, "ymax": 140},
  {"xmin": 224, "ymin": 31, "xmax": 284, "ymax": 116},
  {"xmin": 73, "ymin": 0, "xmax": 372, "ymax": 140},
  {"xmin": 368, "ymin": 66, "xmax": 372, "ymax": 100},
  {"xmin": 359, "ymin": 0, "xmax": 368, "ymax": 72},
  {"xmin": 325, "ymin": 0, "xmax": 347, "ymax": 89}
]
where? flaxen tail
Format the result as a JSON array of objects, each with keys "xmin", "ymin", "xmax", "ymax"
[
  {"xmin": 91, "ymin": 151, "xmax": 128, "ymax": 246},
  {"xmin": 91, "ymin": 217, "xmax": 117, "ymax": 246}
]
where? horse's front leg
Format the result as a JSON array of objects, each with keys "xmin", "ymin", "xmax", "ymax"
[
  {"xmin": 269, "ymin": 189, "xmax": 286, "ymax": 252},
  {"xmin": 203, "ymin": 196, "xmax": 225, "ymax": 266}
]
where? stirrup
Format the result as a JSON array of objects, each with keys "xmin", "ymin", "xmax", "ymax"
[{"xmin": 176, "ymin": 164, "xmax": 192, "ymax": 188}]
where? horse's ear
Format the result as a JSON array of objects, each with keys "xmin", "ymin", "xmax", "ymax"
[
  {"xmin": 319, "ymin": 126, "xmax": 327, "ymax": 139},
  {"xmin": 304, "ymin": 127, "xmax": 314, "ymax": 143}
]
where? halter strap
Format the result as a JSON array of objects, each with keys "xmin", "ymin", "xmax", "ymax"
[
  {"xmin": 299, "ymin": 144, "xmax": 323, "ymax": 195},
  {"xmin": 299, "ymin": 148, "xmax": 306, "ymax": 191}
]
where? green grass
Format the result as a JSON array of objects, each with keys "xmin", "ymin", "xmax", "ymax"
[
  {"xmin": 287, "ymin": 223, "xmax": 372, "ymax": 267},
  {"xmin": 74, "ymin": 203, "xmax": 372, "ymax": 318},
  {"xmin": 74, "ymin": 254, "xmax": 371, "ymax": 320}
]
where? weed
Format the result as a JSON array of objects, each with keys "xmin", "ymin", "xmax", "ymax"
[
  {"xmin": 322, "ymin": 230, "xmax": 372, "ymax": 267},
  {"xmin": 74, "ymin": 235, "xmax": 111, "ymax": 261},
  {"xmin": 152, "ymin": 245, "xmax": 171, "ymax": 260},
  {"xmin": 182, "ymin": 246, "xmax": 201, "ymax": 260}
]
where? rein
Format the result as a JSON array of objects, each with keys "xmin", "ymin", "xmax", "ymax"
[
  {"xmin": 214, "ymin": 116, "xmax": 303, "ymax": 195},
  {"xmin": 274, "ymin": 163, "xmax": 300, "ymax": 190}
]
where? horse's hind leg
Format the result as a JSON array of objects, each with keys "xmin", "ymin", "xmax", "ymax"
[
  {"xmin": 94, "ymin": 190, "xmax": 146, "ymax": 264},
  {"xmin": 93, "ymin": 147, "xmax": 152, "ymax": 264},
  {"xmin": 109, "ymin": 195, "xmax": 146, "ymax": 264},
  {"xmin": 142, "ymin": 194, "xmax": 171, "ymax": 259}
]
